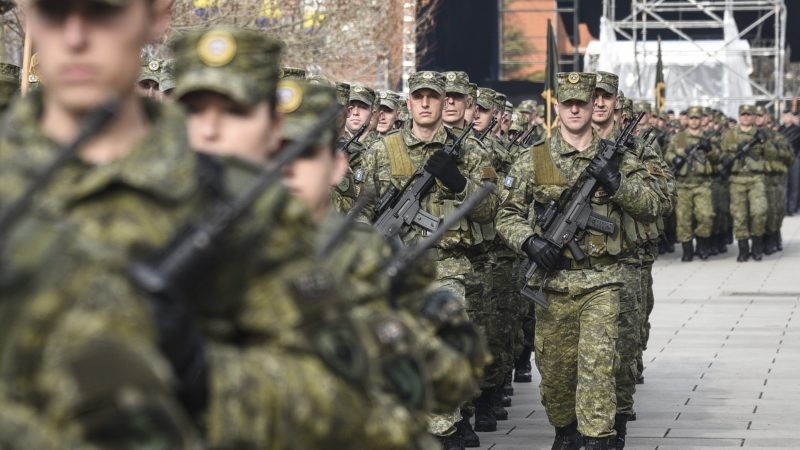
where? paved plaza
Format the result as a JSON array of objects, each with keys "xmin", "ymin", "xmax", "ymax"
[{"xmin": 481, "ymin": 216, "xmax": 800, "ymax": 450}]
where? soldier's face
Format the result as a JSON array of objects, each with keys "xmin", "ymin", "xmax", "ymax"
[
  {"xmin": 136, "ymin": 78, "xmax": 162, "ymax": 100},
  {"xmin": 183, "ymin": 91, "xmax": 283, "ymax": 163},
  {"xmin": 283, "ymin": 144, "xmax": 348, "ymax": 221},
  {"xmin": 700, "ymin": 116, "xmax": 710, "ymax": 127},
  {"xmin": 408, "ymin": 88, "xmax": 443, "ymax": 127},
  {"xmin": 472, "ymin": 106, "xmax": 493, "ymax": 132},
  {"xmin": 346, "ymin": 101, "xmax": 372, "ymax": 133},
  {"xmin": 557, "ymin": 99, "xmax": 593, "ymax": 134},
  {"xmin": 687, "ymin": 116, "xmax": 701, "ymax": 130},
  {"xmin": 592, "ymin": 89, "xmax": 617, "ymax": 125},
  {"xmin": 26, "ymin": 0, "xmax": 171, "ymax": 114},
  {"xmin": 443, "ymin": 92, "xmax": 467, "ymax": 125},
  {"xmin": 376, "ymin": 105, "xmax": 397, "ymax": 133},
  {"xmin": 739, "ymin": 112, "xmax": 753, "ymax": 126},
  {"xmin": 464, "ymin": 102, "xmax": 475, "ymax": 123},
  {"xmin": 679, "ymin": 114, "xmax": 688, "ymax": 127},
  {"xmin": 754, "ymin": 114, "xmax": 767, "ymax": 127}
]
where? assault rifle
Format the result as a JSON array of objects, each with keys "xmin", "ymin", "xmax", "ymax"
[
  {"xmin": 477, "ymin": 117, "xmax": 497, "ymax": 141},
  {"xmin": 507, "ymin": 123, "xmax": 538, "ymax": 152},
  {"xmin": 339, "ymin": 122, "xmax": 369, "ymax": 155},
  {"xmin": 373, "ymin": 124, "xmax": 473, "ymax": 247},
  {"xmin": 719, "ymin": 129, "xmax": 768, "ymax": 178},
  {"xmin": 671, "ymin": 136, "xmax": 711, "ymax": 174},
  {"xmin": 520, "ymin": 112, "xmax": 644, "ymax": 308}
]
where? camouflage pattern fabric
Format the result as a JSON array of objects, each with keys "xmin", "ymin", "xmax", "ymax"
[
  {"xmin": 0, "ymin": 62, "xmax": 20, "ymax": 111},
  {"xmin": 720, "ymin": 127, "xmax": 770, "ymax": 238}
]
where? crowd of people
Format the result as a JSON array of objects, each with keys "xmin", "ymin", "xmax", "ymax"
[{"xmin": 1, "ymin": 2, "xmax": 799, "ymax": 450}]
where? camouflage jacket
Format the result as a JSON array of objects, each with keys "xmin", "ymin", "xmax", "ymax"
[
  {"xmin": 665, "ymin": 130, "xmax": 721, "ymax": 179},
  {"xmin": 720, "ymin": 126, "xmax": 773, "ymax": 175},
  {"xmin": 496, "ymin": 128, "xmax": 661, "ymax": 294}
]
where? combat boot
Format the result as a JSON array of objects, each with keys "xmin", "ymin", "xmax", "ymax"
[
  {"xmin": 491, "ymin": 386, "xmax": 509, "ymax": 421},
  {"xmin": 583, "ymin": 437, "xmax": 611, "ymax": 450},
  {"xmin": 456, "ymin": 414, "xmax": 480, "ymax": 448},
  {"xmin": 764, "ymin": 233, "xmax": 777, "ymax": 255},
  {"xmin": 438, "ymin": 432, "xmax": 465, "ymax": 450},
  {"xmin": 717, "ymin": 233, "xmax": 728, "ymax": 254},
  {"xmin": 696, "ymin": 238, "xmax": 710, "ymax": 260},
  {"xmin": 612, "ymin": 413, "xmax": 628, "ymax": 449},
  {"xmin": 776, "ymin": 231, "xmax": 783, "ymax": 251},
  {"xmin": 681, "ymin": 241, "xmax": 694, "ymax": 262},
  {"xmin": 708, "ymin": 235, "xmax": 719, "ymax": 256},
  {"xmin": 737, "ymin": 239, "xmax": 750, "ymax": 262},
  {"xmin": 514, "ymin": 345, "xmax": 533, "ymax": 383},
  {"xmin": 751, "ymin": 236, "xmax": 764, "ymax": 261},
  {"xmin": 503, "ymin": 372, "xmax": 514, "ymax": 397},
  {"xmin": 473, "ymin": 389, "xmax": 496, "ymax": 432},
  {"xmin": 551, "ymin": 421, "xmax": 582, "ymax": 450}
]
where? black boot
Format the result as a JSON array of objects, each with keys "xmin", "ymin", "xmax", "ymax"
[
  {"xmin": 777, "ymin": 231, "xmax": 783, "ymax": 251},
  {"xmin": 503, "ymin": 372, "xmax": 514, "ymax": 397},
  {"xmin": 514, "ymin": 345, "xmax": 533, "ymax": 383},
  {"xmin": 438, "ymin": 432, "xmax": 465, "ymax": 450},
  {"xmin": 751, "ymin": 236, "xmax": 763, "ymax": 261},
  {"xmin": 708, "ymin": 234, "xmax": 719, "ymax": 256},
  {"xmin": 473, "ymin": 389, "xmax": 496, "ymax": 432},
  {"xmin": 717, "ymin": 233, "xmax": 728, "ymax": 254},
  {"xmin": 456, "ymin": 414, "xmax": 480, "ymax": 448},
  {"xmin": 491, "ymin": 386, "xmax": 509, "ymax": 421},
  {"xmin": 697, "ymin": 237, "xmax": 710, "ymax": 260},
  {"xmin": 612, "ymin": 414, "xmax": 628, "ymax": 449},
  {"xmin": 764, "ymin": 233, "xmax": 777, "ymax": 255},
  {"xmin": 551, "ymin": 421, "xmax": 582, "ymax": 450},
  {"xmin": 681, "ymin": 241, "xmax": 694, "ymax": 262},
  {"xmin": 584, "ymin": 437, "xmax": 611, "ymax": 450},
  {"xmin": 727, "ymin": 228, "xmax": 734, "ymax": 244},
  {"xmin": 737, "ymin": 239, "xmax": 750, "ymax": 262}
]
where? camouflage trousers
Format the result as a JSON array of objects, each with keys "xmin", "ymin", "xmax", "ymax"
[
  {"xmin": 675, "ymin": 180, "xmax": 714, "ymax": 242},
  {"xmin": 534, "ymin": 286, "xmax": 619, "ymax": 439},
  {"xmin": 765, "ymin": 173, "xmax": 788, "ymax": 234},
  {"xmin": 711, "ymin": 178, "xmax": 731, "ymax": 236},
  {"xmin": 487, "ymin": 250, "xmax": 527, "ymax": 388},
  {"xmin": 729, "ymin": 175, "xmax": 767, "ymax": 239},
  {"xmin": 616, "ymin": 263, "xmax": 642, "ymax": 416},
  {"xmin": 636, "ymin": 259, "xmax": 656, "ymax": 376}
]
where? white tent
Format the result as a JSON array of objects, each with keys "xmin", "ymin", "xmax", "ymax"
[{"xmin": 584, "ymin": 15, "xmax": 755, "ymax": 118}]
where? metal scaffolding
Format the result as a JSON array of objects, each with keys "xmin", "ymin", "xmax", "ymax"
[{"xmin": 602, "ymin": 0, "xmax": 786, "ymax": 112}]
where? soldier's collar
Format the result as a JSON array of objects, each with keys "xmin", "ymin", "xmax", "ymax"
[
  {"xmin": 402, "ymin": 123, "xmax": 448, "ymax": 147},
  {"xmin": 553, "ymin": 127, "xmax": 600, "ymax": 155}
]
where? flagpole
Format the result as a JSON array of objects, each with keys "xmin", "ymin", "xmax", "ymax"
[{"xmin": 20, "ymin": 27, "xmax": 32, "ymax": 96}]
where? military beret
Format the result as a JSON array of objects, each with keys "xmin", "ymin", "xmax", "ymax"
[
  {"xmin": 475, "ymin": 87, "xmax": 496, "ymax": 110},
  {"xmin": 349, "ymin": 84, "xmax": 376, "ymax": 108},
  {"xmin": 687, "ymin": 106, "xmax": 703, "ymax": 119},
  {"xmin": 172, "ymin": 27, "xmax": 282, "ymax": 107},
  {"xmin": 408, "ymin": 71, "xmax": 445, "ymax": 96},
  {"xmin": 278, "ymin": 79, "xmax": 341, "ymax": 147},
  {"xmin": 556, "ymin": 72, "xmax": 596, "ymax": 103},
  {"xmin": 443, "ymin": 71, "xmax": 470, "ymax": 96},
  {"xmin": 754, "ymin": 105, "xmax": 767, "ymax": 116},
  {"xmin": 280, "ymin": 67, "xmax": 306, "ymax": 80},
  {"xmin": 376, "ymin": 90, "xmax": 401, "ymax": 111},
  {"xmin": 595, "ymin": 71, "xmax": 619, "ymax": 95},
  {"xmin": 739, "ymin": 104, "xmax": 756, "ymax": 115}
]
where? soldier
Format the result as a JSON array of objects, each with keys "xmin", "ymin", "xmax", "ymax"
[
  {"xmin": 376, "ymin": 89, "xmax": 401, "ymax": 136},
  {"xmin": 665, "ymin": 105, "xmax": 719, "ymax": 261},
  {"xmin": 755, "ymin": 105, "xmax": 793, "ymax": 254},
  {"xmin": 0, "ymin": 62, "xmax": 19, "ymax": 112},
  {"xmin": 343, "ymin": 84, "xmax": 379, "ymax": 168},
  {"xmin": 496, "ymin": 72, "xmax": 661, "ymax": 450},
  {"xmin": 443, "ymin": 71, "xmax": 472, "ymax": 131},
  {"xmin": 465, "ymin": 82, "xmax": 478, "ymax": 124},
  {"xmin": 720, "ymin": 104, "xmax": 770, "ymax": 262},
  {"xmin": 0, "ymin": 0, "xmax": 208, "ymax": 446},
  {"xmin": 137, "ymin": 58, "xmax": 167, "ymax": 100},
  {"xmin": 359, "ymin": 70, "xmax": 497, "ymax": 450}
]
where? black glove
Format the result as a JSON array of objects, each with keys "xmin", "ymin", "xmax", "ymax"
[
  {"xmin": 425, "ymin": 150, "xmax": 467, "ymax": 193},
  {"xmin": 698, "ymin": 138, "xmax": 712, "ymax": 152},
  {"xmin": 672, "ymin": 155, "xmax": 685, "ymax": 168},
  {"xmin": 522, "ymin": 235, "xmax": 561, "ymax": 272},
  {"xmin": 756, "ymin": 129, "xmax": 769, "ymax": 143},
  {"xmin": 586, "ymin": 153, "xmax": 621, "ymax": 195}
]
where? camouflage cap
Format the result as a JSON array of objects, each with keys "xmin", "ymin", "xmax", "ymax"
[
  {"xmin": 754, "ymin": 104, "xmax": 767, "ymax": 116},
  {"xmin": 349, "ymin": 84, "xmax": 376, "ymax": 108},
  {"xmin": 468, "ymin": 83, "xmax": 478, "ymax": 100},
  {"xmin": 633, "ymin": 101, "xmax": 652, "ymax": 114},
  {"xmin": 443, "ymin": 71, "xmax": 470, "ymax": 96},
  {"xmin": 408, "ymin": 71, "xmax": 445, "ymax": 96},
  {"xmin": 505, "ymin": 100, "xmax": 513, "ymax": 115},
  {"xmin": 702, "ymin": 107, "xmax": 713, "ymax": 116},
  {"xmin": 493, "ymin": 92, "xmax": 507, "ymax": 111},
  {"xmin": 622, "ymin": 98, "xmax": 633, "ymax": 117},
  {"xmin": 377, "ymin": 90, "xmax": 401, "ymax": 111},
  {"xmin": 556, "ymin": 72, "xmax": 596, "ymax": 103},
  {"xmin": 595, "ymin": 71, "xmax": 619, "ymax": 95},
  {"xmin": 517, "ymin": 99, "xmax": 537, "ymax": 113},
  {"xmin": 475, "ymin": 87, "xmax": 496, "ymax": 110},
  {"xmin": 159, "ymin": 59, "xmax": 176, "ymax": 92},
  {"xmin": 278, "ymin": 79, "xmax": 341, "ymax": 147},
  {"xmin": 138, "ymin": 59, "xmax": 166, "ymax": 84},
  {"xmin": 0, "ymin": 62, "xmax": 20, "ymax": 85},
  {"xmin": 335, "ymin": 82, "xmax": 350, "ymax": 106},
  {"xmin": 307, "ymin": 74, "xmax": 335, "ymax": 88},
  {"xmin": 536, "ymin": 104, "xmax": 545, "ymax": 117},
  {"xmin": 172, "ymin": 27, "xmax": 282, "ymax": 107},
  {"xmin": 739, "ymin": 104, "xmax": 756, "ymax": 115},
  {"xmin": 398, "ymin": 102, "xmax": 410, "ymax": 122},
  {"xmin": 280, "ymin": 67, "xmax": 306, "ymax": 80},
  {"xmin": 510, "ymin": 112, "xmax": 527, "ymax": 133},
  {"xmin": 687, "ymin": 106, "xmax": 703, "ymax": 118}
]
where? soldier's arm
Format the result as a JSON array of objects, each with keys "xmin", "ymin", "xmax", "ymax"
[
  {"xmin": 357, "ymin": 141, "xmax": 385, "ymax": 223},
  {"xmin": 611, "ymin": 154, "xmax": 662, "ymax": 223},
  {"xmin": 495, "ymin": 151, "xmax": 535, "ymax": 254},
  {"xmin": 455, "ymin": 139, "xmax": 498, "ymax": 224}
]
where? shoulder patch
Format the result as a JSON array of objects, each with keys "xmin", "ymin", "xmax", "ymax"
[
  {"xmin": 354, "ymin": 168, "xmax": 365, "ymax": 183},
  {"xmin": 337, "ymin": 176, "xmax": 352, "ymax": 192},
  {"xmin": 503, "ymin": 176, "xmax": 516, "ymax": 189}
]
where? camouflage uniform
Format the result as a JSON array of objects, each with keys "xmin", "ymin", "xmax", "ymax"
[
  {"xmin": 0, "ymin": 62, "xmax": 20, "ymax": 112},
  {"xmin": 496, "ymin": 72, "xmax": 661, "ymax": 440},
  {"xmin": 756, "ymin": 106, "xmax": 794, "ymax": 252},
  {"xmin": 360, "ymin": 71, "xmax": 497, "ymax": 436}
]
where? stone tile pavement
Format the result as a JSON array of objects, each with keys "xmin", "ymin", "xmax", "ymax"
[{"xmin": 480, "ymin": 216, "xmax": 800, "ymax": 450}]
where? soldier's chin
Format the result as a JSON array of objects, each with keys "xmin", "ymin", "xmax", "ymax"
[{"xmin": 50, "ymin": 86, "xmax": 118, "ymax": 115}]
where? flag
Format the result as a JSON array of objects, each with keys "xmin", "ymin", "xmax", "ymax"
[
  {"xmin": 655, "ymin": 36, "xmax": 666, "ymax": 113},
  {"xmin": 542, "ymin": 19, "xmax": 558, "ymax": 137}
]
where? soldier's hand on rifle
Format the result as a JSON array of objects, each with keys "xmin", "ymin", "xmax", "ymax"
[
  {"xmin": 587, "ymin": 153, "xmax": 621, "ymax": 195},
  {"xmin": 699, "ymin": 138, "xmax": 712, "ymax": 151},
  {"xmin": 425, "ymin": 150, "xmax": 467, "ymax": 193},
  {"xmin": 756, "ymin": 129, "xmax": 769, "ymax": 143},
  {"xmin": 672, "ymin": 155, "xmax": 685, "ymax": 168},
  {"xmin": 523, "ymin": 235, "xmax": 561, "ymax": 272}
]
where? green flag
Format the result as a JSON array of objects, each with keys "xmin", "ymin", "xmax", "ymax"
[
  {"xmin": 542, "ymin": 19, "xmax": 558, "ymax": 137},
  {"xmin": 655, "ymin": 36, "xmax": 666, "ymax": 113}
]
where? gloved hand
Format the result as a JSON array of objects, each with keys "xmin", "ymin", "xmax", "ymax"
[
  {"xmin": 425, "ymin": 150, "xmax": 467, "ymax": 193},
  {"xmin": 522, "ymin": 235, "xmax": 561, "ymax": 272},
  {"xmin": 672, "ymin": 155, "xmax": 685, "ymax": 168},
  {"xmin": 586, "ymin": 153, "xmax": 621, "ymax": 195},
  {"xmin": 698, "ymin": 138, "xmax": 712, "ymax": 152}
]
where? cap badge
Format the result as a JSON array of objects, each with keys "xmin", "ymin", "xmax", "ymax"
[
  {"xmin": 148, "ymin": 60, "xmax": 161, "ymax": 72},
  {"xmin": 567, "ymin": 72, "xmax": 580, "ymax": 84},
  {"xmin": 276, "ymin": 80, "xmax": 303, "ymax": 114},
  {"xmin": 198, "ymin": 31, "xmax": 237, "ymax": 67}
]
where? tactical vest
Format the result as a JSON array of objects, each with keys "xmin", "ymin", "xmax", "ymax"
[
  {"xmin": 672, "ymin": 131, "xmax": 714, "ymax": 177},
  {"xmin": 529, "ymin": 140, "xmax": 623, "ymax": 260},
  {"xmin": 721, "ymin": 128, "xmax": 766, "ymax": 174}
]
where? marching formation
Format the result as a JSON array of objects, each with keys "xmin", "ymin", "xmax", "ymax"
[{"xmin": 0, "ymin": 2, "xmax": 798, "ymax": 450}]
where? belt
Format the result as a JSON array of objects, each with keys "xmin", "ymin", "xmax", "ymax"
[{"xmin": 562, "ymin": 254, "xmax": 619, "ymax": 270}]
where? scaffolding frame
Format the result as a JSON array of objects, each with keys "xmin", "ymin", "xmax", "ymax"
[{"xmin": 602, "ymin": 0, "xmax": 786, "ymax": 113}]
